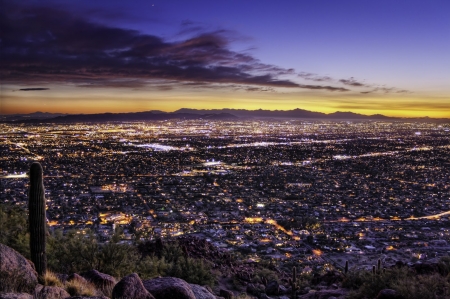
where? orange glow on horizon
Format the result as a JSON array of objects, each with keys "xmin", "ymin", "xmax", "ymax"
[{"xmin": 1, "ymin": 91, "xmax": 449, "ymax": 119}]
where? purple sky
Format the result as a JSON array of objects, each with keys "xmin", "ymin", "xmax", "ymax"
[{"xmin": 1, "ymin": 0, "xmax": 449, "ymax": 117}]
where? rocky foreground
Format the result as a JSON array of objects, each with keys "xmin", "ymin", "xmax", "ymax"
[{"xmin": 3, "ymin": 241, "xmax": 424, "ymax": 299}]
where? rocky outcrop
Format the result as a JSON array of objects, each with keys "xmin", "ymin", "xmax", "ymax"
[
  {"xmin": 143, "ymin": 277, "xmax": 196, "ymax": 299},
  {"xmin": 34, "ymin": 286, "xmax": 70, "ymax": 299},
  {"xmin": 189, "ymin": 284, "xmax": 216, "ymax": 299},
  {"xmin": 0, "ymin": 244, "xmax": 38, "ymax": 294},
  {"xmin": 112, "ymin": 273, "xmax": 155, "ymax": 299},
  {"xmin": 81, "ymin": 270, "xmax": 116, "ymax": 295}
]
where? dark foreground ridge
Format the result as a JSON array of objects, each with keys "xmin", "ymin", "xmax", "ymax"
[{"xmin": 3, "ymin": 108, "xmax": 449, "ymax": 123}]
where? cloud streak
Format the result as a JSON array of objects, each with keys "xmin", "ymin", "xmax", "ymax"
[
  {"xmin": 18, "ymin": 88, "xmax": 50, "ymax": 91},
  {"xmin": 1, "ymin": 2, "xmax": 351, "ymax": 93}
]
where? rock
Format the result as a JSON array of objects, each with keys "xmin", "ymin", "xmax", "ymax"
[
  {"xmin": 265, "ymin": 280, "xmax": 279, "ymax": 295},
  {"xmin": 0, "ymin": 294, "xmax": 33, "ymax": 299},
  {"xmin": 258, "ymin": 294, "xmax": 271, "ymax": 299},
  {"xmin": 189, "ymin": 284, "xmax": 216, "ymax": 299},
  {"xmin": 112, "ymin": 273, "xmax": 155, "ymax": 299},
  {"xmin": 143, "ymin": 277, "xmax": 196, "ymax": 299},
  {"xmin": 219, "ymin": 289, "xmax": 233, "ymax": 299},
  {"xmin": 81, "ymin": 270, "xmax": 116, "ymax": 295},
  {"xmin": 376, "ymin": 289, "xmax": 405, "ymax": 299},
  {"xmin": 0, "ymin": 243, "xmax": 38, "ymax": 294},
  {"xmin": 34, "ymin": 286, "xmax": 70, "ymax": 299}
]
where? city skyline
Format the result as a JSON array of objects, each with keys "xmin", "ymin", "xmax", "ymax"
[{"xmin": 1, "ymin": 0, "xmax": 450, "ymax": 118}]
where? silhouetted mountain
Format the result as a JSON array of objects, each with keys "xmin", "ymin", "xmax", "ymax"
[
  {"xmin": 8, "ymin": 111, "xmax": 238, "ymax": 123},
  {"xmin": 0, "ymin": 112, "xmax": 67, "ymax": 121},
  {"xmin": 175, "ymin": 108, "xmax": 326, "ymax": 119},
  {"xmin": 3, "ymin": 109, "xmax": 448, "ymax": 123}
]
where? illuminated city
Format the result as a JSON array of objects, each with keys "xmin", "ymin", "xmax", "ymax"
[{"xmin": 1, "ymin": 120, "xmax": 449, "ymax": 272}]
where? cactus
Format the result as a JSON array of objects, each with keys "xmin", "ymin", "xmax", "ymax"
[
  {"xmin": 29, "ymin": 162, "xmax": 47, "ymax": 276},
  {"xmin": 344, "ymin": 260, "xmax": 349, "ymax": 275},
  {"xmin": 372, "ymin": 265, "xmax": 376, "ymax": 275},
  {"xmin": 377, "ymin": 258, "xmax": 382, "ymax": 274},
  {"xmin": 289, "ymin": 266, "xmax": 299, "ymax": 299}
]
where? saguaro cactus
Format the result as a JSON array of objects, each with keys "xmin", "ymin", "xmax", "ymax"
[
  {"xmin": 289, "ymin": 266, "xmax": 299, "ymax": 299},
  {"xmin": 344, "ymin": 260, "xmax": 349, "ymax": 275},
  {"xmin": 377, "ymin": 258, "xmax": 382, "ymax": 274},
  {"xmin": 29, "ymin": 162, "xmax": 47, "ymax": 276}
]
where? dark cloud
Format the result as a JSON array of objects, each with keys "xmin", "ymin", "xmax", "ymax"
[
  {"xmin": 18, "ymin": 88, "xmax": 50, "ymax": 91},
  {"xmin": 339, "ymin": 77, "xmax": 366, "ymax": 87},
  {"xmin": 360, "ymin": 87, "xmax": 410, "ymax": 94},
  {"xmin": 298, "ymin": 72, "xmax": 333, "ymax": 82},
  {"xmin": 0, "ymin": 2, "xmax": 348, "ymax": 93},
  {"xmin": 298, "ymin": 85, "xmax": 349, "ymax": 92}
]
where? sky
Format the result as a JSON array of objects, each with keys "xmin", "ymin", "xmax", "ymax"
[{"xmin": 1, "ymin": 0, "xmax": 449, "ymax": 118}]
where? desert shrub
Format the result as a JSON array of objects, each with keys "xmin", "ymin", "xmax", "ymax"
[
  {"xmin": 137, "ymin": 255, "xmax": 171, "ymax": 279},
  {"xmin": 47, "ymin": 229, "xmax": 100, "ymax": 273},
  {"xmin": 0, "ymin": 204, "xmax": 30, "ymax": 258},
  {"xmin": 252, "ymin": 268, "xmax": 278, "ymax": 284},
  {"xmin": 96, "ymin": 241, "xmax": 139, "ymax": 277},
  {"xmin": 48, "ymin": 229, "xmax": 140, "ymax": 277},
  {"xmin": 437, "ymin": 256, "xmax": 450, "ymax": 276},
  {"xmin": 65, "ymin": 279, "xmax": 97, "ymax": 297},
  {"xmin": 167, "ymin": 256, "xmax": 215, "ymax": 286},
  {"xmin": 393, "ymin": 272, "xmax": 449, "ymax": 299},
  {"xmin": 42, "ymin": 270, "xmax": 63, "ymax": 287},
  {"xmin": 346, "ymin": 266, "xmax": 450, "ymax": 299}
]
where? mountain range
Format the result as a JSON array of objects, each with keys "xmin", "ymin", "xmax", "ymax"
[{"xmin": 1, "ymin": 108, "xmax": 447, "ymax": 123}]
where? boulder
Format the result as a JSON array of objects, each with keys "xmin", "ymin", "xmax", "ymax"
[
  {"xmin": 189, "ymin": 284, "xmax": 216, "ymax": 299},
  {"xmin": 34, "ymin": 286, "xmax": 70, "ymax": 299},
  {"xmin": 112, "ymin": 273, "xmax": 155, "ymax": 299},
  {"xmin": 376, "ymin": 289, "xmax": 405, "ymax": 299},
  {"xmin": 143, "ymin": 277, "xmax": 196, "ymax": 299},
  {"xmin": 218, "ymin": 289, "xmax": 233, "ymax": 299},
  {"xmin": 81, "ymin": 270, "xmax": 116, "ymax": 295},
  {"xmin": 0, "ymin": 243, "xmax": 38, "ymax": 294},
  {"xmin": 0, "ymin": 294, "xmax": 33, "ymax": 299}
]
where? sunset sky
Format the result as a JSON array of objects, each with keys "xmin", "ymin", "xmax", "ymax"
[{"xmin": 1, "ymin": 0, "xmax": 449, "ymax": 118}]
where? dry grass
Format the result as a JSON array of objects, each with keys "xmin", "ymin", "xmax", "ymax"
[
  {"xmin": 41, "ymin": 270, "xmax": 63, "ymax": 287},
  {"xmin": 65, "ymin": 279, "xmax": 98, "ymax": 297}
]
